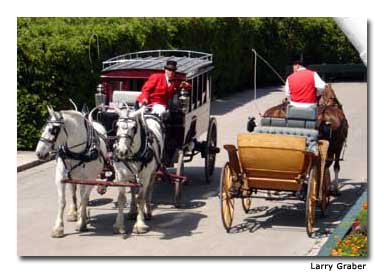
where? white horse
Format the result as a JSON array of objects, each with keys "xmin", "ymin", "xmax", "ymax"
[
  {"xmin": 35, "ymin": 106, "xmax": 125, "ymax": 237},
  {"xmin": 113, "ymin": 106, "xmax": 163, "ymax": 234}
]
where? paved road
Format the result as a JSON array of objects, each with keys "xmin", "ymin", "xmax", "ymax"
[{"xmin": 18, "ymin": 82, "xmax": 367, "ymax": 256}]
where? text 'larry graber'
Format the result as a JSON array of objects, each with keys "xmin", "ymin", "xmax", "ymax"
[{"xmin": 310, "ymin": 263, "xmax": 367, "ymax": 271}]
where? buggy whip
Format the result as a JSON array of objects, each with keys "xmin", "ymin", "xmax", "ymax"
[{"xmin": 248, "ymin": 49, "xmax": 286, "ymax": 132}]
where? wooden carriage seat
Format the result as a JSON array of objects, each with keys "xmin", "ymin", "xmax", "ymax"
[
  {"xmin": 237, "ymin": 128, "xmax": 318, "ymax": 191},
  {"xmin": 112, "ymin": 91, "xmax": 141, "ymax": 106}
]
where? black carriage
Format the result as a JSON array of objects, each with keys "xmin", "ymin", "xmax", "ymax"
[{"xmin": 93, "ymin": 50, "xmax": 219, "ymax": 205}]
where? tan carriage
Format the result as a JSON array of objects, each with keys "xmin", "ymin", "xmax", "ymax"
[{"xmin": 221, "ymin": 120, "xmax": 330, "ymax": 237}]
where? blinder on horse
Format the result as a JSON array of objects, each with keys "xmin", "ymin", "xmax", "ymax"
[{"xmin": 39, "ymin": 112, "xmax": 65, "ymax": 149}]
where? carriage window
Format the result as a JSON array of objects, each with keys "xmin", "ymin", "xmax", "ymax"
[
  {"xmin": 110, "ymin": 80, "xmax": 123, "ymax": 91},
  {"xmin": 128, "ymin": 79, "xmax": 146, "ymax": 91},
  {"xmin": 192, "ymin": 77, "xmax": 198, "ymax": 110},
  {"xmin": 207, "ymin": 74, "xmax": 211, "ymax": 102},
  {"xmin": 202, "ymin": 73, "xmax": 207, "ymax": 104},
  {"xmin": 197, "ymin": 75, "xmax": 203, "ymax": 106}
]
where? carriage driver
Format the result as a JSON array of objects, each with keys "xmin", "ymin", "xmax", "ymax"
[
  {"xmin": 285, "ymin": 54, "xmax": 326, "ymax": 108},
  {"xmin": 137, "ymin": 60, "xmax": 191, "ymax": 116}
]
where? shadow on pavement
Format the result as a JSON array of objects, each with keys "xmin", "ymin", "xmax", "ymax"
[
  {"xmin": 228, "ymin": 182, "xmax": 366, "ymax": 238},
  {"xmin": 67, "ymin": 165, "xmax": 223, "ymax": 239}
]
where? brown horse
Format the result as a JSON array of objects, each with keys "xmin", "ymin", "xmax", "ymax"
[
  {"xmin": 262, "ymin": 84, "xmax": 349, "ymax": 193},
  {"xmin": 319, "ymin": 84, "xmax": 343, "ymax": 108}
]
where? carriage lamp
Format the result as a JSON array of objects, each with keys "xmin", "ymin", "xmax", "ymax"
[
  {"xmin": 178, "ymin": 89, "xmax": 190, "ymax": 113},
  {"xmin": 95, "ymin": 84, "xmax": 106, "ymax": 106}
]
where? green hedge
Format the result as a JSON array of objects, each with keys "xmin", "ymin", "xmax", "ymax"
[{"xmin": 17, "ymin": 17, "xmax": 361, "ymax": 150}]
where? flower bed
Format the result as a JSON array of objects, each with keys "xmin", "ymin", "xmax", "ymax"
[
  {"xmin": 317, "ymin": 190, "xmax": 367, "ymax": 256},
  {"xmin": 331, "ymin": 201, "xmax": 367, "ymax": 256}
]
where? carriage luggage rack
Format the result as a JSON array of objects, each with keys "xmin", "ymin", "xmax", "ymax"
[{"xmin": 102, "ymin": 50, "xmax": 213, "ymax": 77}]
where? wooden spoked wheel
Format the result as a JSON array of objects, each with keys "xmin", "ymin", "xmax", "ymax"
[
  {"xmin": 220, "ymin": 162, "xmax": 235, "ymax": 232},
  {"xmin": 320, "ymin": 168, "xmax": 331, "ymax": 216},
  {"xmin": 241, "ymin": 190, "xmax": 252, "ymax": 213},
  {"xmin": 205, "ymin": 118, "xmax": 218, "ymax": 184},
  {"xmin": 305, "ymin": 164, "xmax": 318, "ymax": 237}
]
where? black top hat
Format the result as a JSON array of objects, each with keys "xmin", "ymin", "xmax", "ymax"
[{"xmin": 164, "ymin": 60, "xmax": 177, "ymax": 71}]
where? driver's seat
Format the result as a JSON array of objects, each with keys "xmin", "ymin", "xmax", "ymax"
[{"xmin": 286, "ymin": 104, "xmax": 317, "ymax": 129}]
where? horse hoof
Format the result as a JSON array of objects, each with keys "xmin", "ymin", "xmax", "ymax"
[
  {"xmin": 76, "ymin": 224, "xmax": 88, "ymax": 232},
  {"xmin": 133, "ymin": 224, "xmax": 150, "ymax": 234},
  {"xmin": 127, "ymin": 212, "xmax": 138, "ymax": 221},
  {"xmin": 51, "ymin": 228, "xmax": 64, "ymax": 238},
  {"xmin": 66, "ymin": 214, "xmax": 78, "ymax": 222},
  {"xmin": 113, "ymin": 225, "xmax": 126, "ymax": 234}
]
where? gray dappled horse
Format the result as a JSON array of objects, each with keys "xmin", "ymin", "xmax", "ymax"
[
  {"xmin": 35, "ymin": 107, "xmax": 126, "ymax": 237},
  {"xmin": 113, "ymin": 106, "xmax": 163, "ymax": 234}
]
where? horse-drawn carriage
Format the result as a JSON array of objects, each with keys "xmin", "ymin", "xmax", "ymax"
[
  {"xmin": 92, "ymin": 50, "xmax": 219, "ymax": 206},
  {"xmin": 36, "ymin": 50, "xmax": 219, "ymax": 237},
  {"xmin": 220, "ymin": 103, "xmax": 332, "ymax": 237}
]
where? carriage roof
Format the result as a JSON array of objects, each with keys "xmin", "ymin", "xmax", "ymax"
[{"xmin": 102, "ymin": 50, "xmax": 213, "ymax": 78}]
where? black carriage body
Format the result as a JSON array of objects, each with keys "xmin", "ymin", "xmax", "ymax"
[{"xmin": 96, "ymin": 50, "xmax": 214, "ymax": 166}]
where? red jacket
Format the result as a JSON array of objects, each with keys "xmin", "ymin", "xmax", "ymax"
[
  {"xmin": 137, "ymin": 73, "xmax": 177, "ymax": 106},
  {"xmin": 287, "ymin": 69, "xmax": 316, "ymax": 103}
]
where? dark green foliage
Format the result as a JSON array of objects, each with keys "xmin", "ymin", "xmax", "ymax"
[{"xmin": 17, "ymin": 17, "xmax": 361, "ymax": 149}]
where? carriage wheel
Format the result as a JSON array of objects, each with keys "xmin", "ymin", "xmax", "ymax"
[
  {"xmin": 204, "ymin": 118, "xmax": 218, "ymax": 184},
  {"xmin": 305, "ymin": 164, "xmax": 318, "ymax": 237},
  {"xmin": 320, "ymin": 168, "xmax": 331, "ymax": 216},
  {"xmin": 220, "ymin": 162, "xmax": 235, "ymax": 232},
  {"xmin": 174, "ymin": 150, "xmax": 184, "ymax": 208},
  {"xmin": 241, "ymin": 190, "xmax": 252, "ymax": 213}
]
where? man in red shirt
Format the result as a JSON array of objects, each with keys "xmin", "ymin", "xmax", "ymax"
[
  {"xmin": 137, "ymin": 60, "xmax": 190, "ymax": 115},
  {"xmin": 285, "ymin": 55, "xmax": 326, "ymax": 108}
]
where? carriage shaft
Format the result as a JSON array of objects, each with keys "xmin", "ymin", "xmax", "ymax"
[{"xmin": 62, "ymin": 178, "xmax": 141, "ymax": 188}]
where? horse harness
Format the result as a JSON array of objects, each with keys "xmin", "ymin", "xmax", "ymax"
[
  {"xmin": 115, "ymin": 113, "xmax": 163, "ymax": 177},
  {"xmin": 40, "ymin": 111, "xmax": 106, "ymax": 179}
]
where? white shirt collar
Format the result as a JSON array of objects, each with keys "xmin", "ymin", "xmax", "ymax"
[{"xmin": 165, "ymin": 74, "xmax": 171, "ymax": 86}]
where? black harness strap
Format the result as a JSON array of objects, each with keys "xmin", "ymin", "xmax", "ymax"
[
  {"xmin": 116, "ymin": 112, "xmax": 163, "ymax": 174},
  {"xmin": 58, "ymin": 114, "xmax": 104, "ymax": 178}
]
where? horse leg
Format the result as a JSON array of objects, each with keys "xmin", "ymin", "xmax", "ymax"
[
  {"xmin": 76, "ymin": 185, "xmax": 92, "ymax": 232},
  {"xmin": 113, "ymin": 187, "xmax": 127, "ymax": 234},
  {"xmin": 128, "ymin": 187, "xmax": 138, "ymax": 220},
  {"xmin": 330, "ymin": 151, "xmax": 342, "ymax": 195},
  {"xmin": 51, "ymin": 167, "xmax": 66, "ymax": 238},
  {"xmin": 144, "ymin": 173, "xmax": 156, "ymax": 220},
  {"xmin": 133, "ymin": 174, "xmax": 151, "ymax": 234},
  {"xmin": 66, "ymin": 183, "xmax": 78, "ymax": 222}
]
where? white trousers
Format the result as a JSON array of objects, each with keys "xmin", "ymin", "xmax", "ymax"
[{"xmin": 151, "ymin": 104, "xmax": 166, "ymax": 116}]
